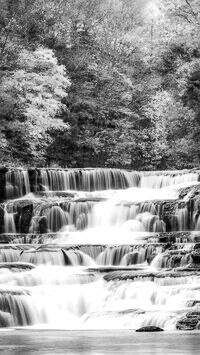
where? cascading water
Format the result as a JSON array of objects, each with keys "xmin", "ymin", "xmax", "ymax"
[
  {"xmin": 5, "ymin": 170, "xmax": 30, "ymax": 199},
  {"xmin": 39, "ymin": 168, "xmax": 141, "ymax": 191},
  {"xmin": 140, "ymin": 172, "xmax": 199, "ymax": 189},
  {"xmin": 176, "ymin": 207, "xmax": 189, "ymax": 231},
  {"xmin": 1, "ymin": 168, "xmax": 200, "ymax": 330},
  {"xmin": 4, "ymin": 211, "xmax": 16, "ymax": 234}
]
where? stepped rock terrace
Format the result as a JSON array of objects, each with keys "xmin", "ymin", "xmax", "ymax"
[{"xmin": 1, "ymin": 168, "xmax": 200, "ymax": 330}]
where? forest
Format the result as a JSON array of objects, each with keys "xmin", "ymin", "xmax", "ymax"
[{"xmin": 0, "ymin": 0, "xmax": 200, "ymax": 170}]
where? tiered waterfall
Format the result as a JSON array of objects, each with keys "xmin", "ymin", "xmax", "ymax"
[{"xmin": 1, "ymin": 167, "xmax": 200, "ymax": 330}]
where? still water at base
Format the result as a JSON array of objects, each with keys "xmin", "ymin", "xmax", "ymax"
[{"xmin": 0, "ymin": 330, "xmax": 199, "ymax": 355}]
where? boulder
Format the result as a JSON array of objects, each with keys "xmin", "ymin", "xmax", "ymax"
[
  {"xmin": 191, "ymin": 249, "xmax": 200, "ymax": 264},
  {"xmin": 136, "ymin": 326, "xmax": 164, "ymax": 332},
  {"xmin": 38, "ymin": 216, "xmax": 48, "ymax": 234},
  {"xmin": 176, "ymin": 313, "xmax": 200, "ymax": 330},
  {"xmin": 0, "ymin": 310, "xmax": 12, "ymax": 328}
]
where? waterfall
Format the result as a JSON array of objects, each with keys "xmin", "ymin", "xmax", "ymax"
[
  {"xmin": 3, "ymin": 202, "xmax": 16, "ymax": 234},
  {"xmin": 1, "ymin": 168, "xmax": 200, "ymax": 330},
  {"xmin": 140, "ymin": 172, "xmax": 199, "ymax": 189},
  {"xmin": 0, "ymin": 247, "xmax": 21, "ymax": 262},
  {"xmin": 39, "ymin": 168, "xmax": 141, "ymax": 191},
  {"xmin": 4, "ymin": 168, "xmax": 200, "ymax": 199},
  {"xmin": 176, "ymin": 207, "xmax": 189, "ymax": 231},
  {"xmin": 4, "ymin": 212, "xmax": 16, "ymax": 233},
  {"xmin": 5, "ymin": 170, "xmax": 30, "ymax": 199},
  {"xmin": 46, "ymin": 206, "xmax": 69, "ymax": 232},
  {"xmin": 20, "ymin": 248, "xmax": 66, "ymax": 265},
  {"xmin": 0, "ymin": 289, "xmax": 48, "ymax": 327}
]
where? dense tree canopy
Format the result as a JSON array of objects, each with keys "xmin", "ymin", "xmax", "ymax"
[{"xmin": 0, "ymin": 0, "xmax": 200, "ymax": 169}]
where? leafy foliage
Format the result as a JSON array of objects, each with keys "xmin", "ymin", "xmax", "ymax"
[
  {"xmin": 0, "ymin": 46, "xmax": 70, "ymax": 165},
  {"xmin": 1, "ymin": 0, "xmax": 200, "ymax": 169}
]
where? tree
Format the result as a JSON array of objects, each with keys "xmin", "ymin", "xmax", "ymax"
[
  {"xmin": 1, "ymin": 0, "xmax": 200, "ymax": 169},
  {"xmin": 0, "ymin": 46, "xmax": 70, "ymax": 165}
]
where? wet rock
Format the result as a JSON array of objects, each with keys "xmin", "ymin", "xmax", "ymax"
[
  {"xmin": 28, "ymin": 169, "xmax": 39, "ymax": 192},
  {"xmin": 36, "ymin": 191, "xmax": 77, "ymax": 199},
  {"xmin": 74, "ymin": 197, "xmax": 106, "ymax": 203},
  {"xmin": 0, "ymin": 233, "xmax": 45, "ymax": 244},
  {"xmin": 125, "ymin": 252, "xmax": 141, "ymax": 265},
  {"xmin": 38, "ymin": 216, "xmax": 48, "ymax": 234},
  {"xmin": 161, "ymin": 200, "xmax": 179, "ymax": 232},
  {"xmin": 119, "ymin": 309, "xmax": 145, "ymax": 315},
  {"xmin": 0, "ymin": 234, "xmax": 20, "ymax": 244},
  {"xmin": 14, "ymin": 201, "xmax": 33, "ymax": 233},
  {"xmin": 0, "ymin": 206, "xmax": 4, "ymax": 234},
  {"xmin": 166, "ymin": 254, "xmax": 181, "ymax": 267},
  {"xmin": 185, "ymin": 300, "xmax": 200, "ymax": 307},
  {"xmin": 186, "ymin": 311, "xmax": 200, "ymax": 318},
  {"xmin": 0, "ymin": 310, "xmax": 12, "ymax": 327},
  {"xmin": 178, "ymin": 184, "xmax": 200, "ymax": 200},
  {"xmin": 151, "ymin": 231, "xmax": 198, "ymax": 244},
  {"xmin": 0, "ymin": 289, "xmax": 28, "ymax": 295},
  {"xmin": 191, "ymin": 249, "xmax": 200, "ymax": 264},
  {"xmin": 0, "ymin": 262, "xmax": 35, "ymax": 270},
  {"xmin": 146, "ymin": 251, "xmax": 158, "ymax": 264},
  {"xmin": 136, "ymin": 326, "xmax": 164, "ymax": 332},
  {"xmin": 0, "ymin": 167, "xmax": 7, "ymax": 202},
  {"xmin": 104, "ymin": 270, "xmax": 156, "ymax": 282},
  {"xmin": 176, "ymin": 312, "xmax": 200, "ymax": 330}
]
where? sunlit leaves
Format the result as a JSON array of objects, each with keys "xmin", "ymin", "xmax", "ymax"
[
  {"xmin": 0, "ymin": 46, "xmax": 70, "ymax": 165},
  {"xmin": 1, "ymin": 47, "xmax": 70, "ymax": 123}
]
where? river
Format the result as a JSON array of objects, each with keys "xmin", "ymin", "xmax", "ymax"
[{"xmin": 0, "ymin": 330, "xmax": 200, "ymax": 355}]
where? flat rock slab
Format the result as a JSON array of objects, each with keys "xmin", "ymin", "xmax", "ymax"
[
  {"xmin": 0, "ymin": 262, "xmax": 35, "ymax": 270},
  {"xmin": 35, "ymin": 191, "xmax": 77, "ymax": 198},
  {"xmin": 103, "ymin": 268, "xmax": 200, "ymax": 281}
]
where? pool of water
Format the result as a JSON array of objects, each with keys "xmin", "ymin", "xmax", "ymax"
[{"xmin": 0, "ymin": 330, "xmax": 200, "ymax": 355}]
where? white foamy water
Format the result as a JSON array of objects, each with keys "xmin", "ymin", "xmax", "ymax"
[
  {"xmin": 0, "ymin": 267, "xmax": 200, "ymax": 330},
  {"xmin": 1, "ymin": 169, "xmax": 200, "ymax": 330}
]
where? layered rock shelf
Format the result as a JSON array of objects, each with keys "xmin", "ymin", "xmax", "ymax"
[{"xmin": 1, "ymin": 167, "xmax": 200, "ymax": 330}]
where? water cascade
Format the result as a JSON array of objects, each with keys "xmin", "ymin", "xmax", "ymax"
[
  {"xmin": 1, "ymin": 168, "xmax": 200, "ymax": 330},
  {"xmin": 38, "ymin": 168, "xmax": 141, "ymax": 191},
  {"xmin": 4, "ymin": 211, "xmax": 16, "ymax": 234},
  {"xmin": 5, "ymin": 170, "xmax": 30, "ymax": 199}
]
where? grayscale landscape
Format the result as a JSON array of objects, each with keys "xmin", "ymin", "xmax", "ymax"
[{"xmin": 0, "ymin": 0, "xmax": 200, "ymax": 354}]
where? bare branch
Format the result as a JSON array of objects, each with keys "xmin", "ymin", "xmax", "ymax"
[
  {"xmin": 185, "ymin": 0, "xmax": 198, "ymax": 19},
  {"xmin": 175, "ymin": 13, "xmax": 192, "ymax": 23},
  {"xmin": 0, "ymin": 21, "xmax": 13, "ymax": 61}
]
